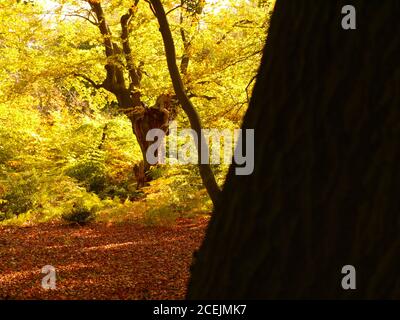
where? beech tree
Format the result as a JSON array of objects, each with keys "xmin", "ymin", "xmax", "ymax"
[
  {"xmin": 188, "ymin": 0, "xmax": 400, "ymax": 299},
  {"xmin": 76, "ymin": 0, "xmax": 223, "ymax": 204},
  {"xmin": 150, "ymin": 0, "xmax": 221, "ymax": 205},
  {"xmin": 78, "ymin": 0, "xmax": 179, "ymax": 189},
  {"xmin": 0, "ymin": 0, "xmax": 268, "ymax": 220}
]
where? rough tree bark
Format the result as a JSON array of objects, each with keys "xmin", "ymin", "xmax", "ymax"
[
  {"xmin": 80, "ymin": 0, "xmax": 178, "ymax": 188},
  {"xmin": 151, "ymin": 0, "xmax": 221, "ymax": 206},
  {"xmin": 188, "ymin": 0, "xmax": 400, "ymax": 299}
]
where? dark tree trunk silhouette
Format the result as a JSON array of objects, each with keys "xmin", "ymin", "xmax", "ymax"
[{"xmin": 188, "ymin": 0, "xmax": 400, "ymax": 299}]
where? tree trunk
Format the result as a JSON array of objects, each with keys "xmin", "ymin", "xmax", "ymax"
[
  {"xmin": 152, "ymin": 0, "xmax": 221, "ymax": 206},
  {"xmin": 188, "ymin": 0, "xmax": 400, "ymax": 299},
  {"xmin": 126, "ymin": 96, "xmax": 178, "ymax": 186},
  {"xmin": 86, "ymin": 0, "xmax": 178, "ymax": 188}
]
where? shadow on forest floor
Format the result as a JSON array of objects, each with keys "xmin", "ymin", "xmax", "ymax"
[{"xmin": 0, "ymin": 217, "xmax": 208, "ymax": 300}]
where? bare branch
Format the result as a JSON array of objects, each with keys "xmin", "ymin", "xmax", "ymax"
[
  {"xmin": 166, "ymin": 4, "xmax": 182, "ymax": 16},
  {"xmin": 64, "ymin": 13, "xmax": 98, "ymax": 26},
  {"xmin": 188, "ymin": 92, "xmax": 217, "ymax": 101},
  {"xmin": 219, "ymin": 49, "xmax": 263, "ymax": 72},
  {"xmin": 74, "ymin": 73, "xmax": 103, "ymax": 89},
  {"xmin": 144, "ymin": 0, "xmax": 156, "ymax": 16},
  {"xmin": 246, "ymin": 75, "xmax": 257, "ymax": 103}
]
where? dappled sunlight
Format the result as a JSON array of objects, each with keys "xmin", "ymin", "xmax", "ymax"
[
  {"xmin": 81, "ymin": 235, "xmax": 189, "ymax": 252},
  {"xmin": 0, "ymin": 0, "xmax": 270, "ymax": 300},
  {"xmin": 0, "ymin": 218, "xmax": 208, "ymax": 299},
  {"xmin": 0, "ymin": 269, "xmax": 37, "ymax": 285}
]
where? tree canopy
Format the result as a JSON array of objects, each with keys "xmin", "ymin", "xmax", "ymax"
[{"xmin": 0, "ymin": 0, "xmax": 272, "ymax": 223}]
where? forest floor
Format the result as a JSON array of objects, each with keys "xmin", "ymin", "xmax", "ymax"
[{"xmin": 0, "ymin": 216, "xmax": 209, "ymax": 300}]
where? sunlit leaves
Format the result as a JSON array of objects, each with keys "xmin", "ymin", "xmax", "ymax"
[{"xmin": 0, "ymin": 0, "xmax": 272, "ymax": 222}]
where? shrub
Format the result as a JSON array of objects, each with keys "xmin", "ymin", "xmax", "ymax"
[
  {"xmin": 0, "ymin": 200, "xmax": 13, "ymax": 221},
  {"xmin": 64, "ymin": 149, "xmax": 107, "ymax": 194},
  {"xmin": 143, "ymin": 205, "xmax": 179, "ymax": 227},
  {"xmin": 0, "ymin": 172, "xmax": 40, "ymax": 216},
  {"xmin": 62, "ymin": 201, "xmax": 97, "ymax": 225},
  {"xmin": 147, "ymin": 166, "xmax": 164, "ymax": 180}
]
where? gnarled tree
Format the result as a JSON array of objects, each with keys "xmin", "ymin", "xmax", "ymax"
[
  {"xmin": 77, "ymin": 0, "xmax": 178, "ymax": 188},
  {"xmin": 77, "ymin": 0, "xmax": 221, "ymax": 204}
]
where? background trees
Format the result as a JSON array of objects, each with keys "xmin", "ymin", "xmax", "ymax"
[
  {"xmin": 188, "ymin": 0, "xmax": 400, "ymax": 299},
  {"xmin": 0, "ymin": 0, "xmax": 271, "ymax": 224}
]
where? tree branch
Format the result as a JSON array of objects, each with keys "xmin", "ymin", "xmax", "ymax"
[
  {"xmin": 246, "ymin": 74, "xmax": 257, "ymax": 103},
  {"xmin": 64, "ymin": 13, "xmax": 98, "ymax": 26},
  {"xmin": 180, "ymin": 2, "xmax": 190, "ymax": 75},
  {"xmin": 188, "ymin": 92, "xmax": 217, "ymax": 101},
  {"xmin": 121, "ymin": 3, "xmax": 141, "ymax": 88},
  {"xmin": 87, "ymin": 0, "xmax": 126, "ymax": 92},
  {"xmin": 166, "ymin": 4, "xmax": 183, "ymax": 16},
  {"xmin": 144, "ymin": 0, "xmax": 156, "ymax": 16},
  {"xmin": 74, "ymin": 73, "xmax": 103, "ymax": 89},
  {"xmin": 219, "ymin": 49, "xmax": 264, "ymax": 72}
]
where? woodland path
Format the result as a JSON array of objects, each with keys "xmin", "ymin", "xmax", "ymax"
[{"xmin": 0, "ymin": 217, "xmax": 208, "ymax": 300}]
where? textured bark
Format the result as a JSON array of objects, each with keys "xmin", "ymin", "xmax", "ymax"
[
  {"xmin": 86, "ymin": 0, "xmax": 178, "ymax": 186},
  {"xmin": 152, "ymin": 0, "xmax": 221, "ymax": 206},
  {"xmin": 188, "ymin": 0, "xmax": 400, "ymax": 299}
]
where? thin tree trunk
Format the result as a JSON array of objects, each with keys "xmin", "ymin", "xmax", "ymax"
[
  {"xmin": 151, "ymin": 0, "xmax": 221, "ymax": 207},
  {"xmin": 188, "ymin": 0, "xmax": 400, "ymax": 299}
]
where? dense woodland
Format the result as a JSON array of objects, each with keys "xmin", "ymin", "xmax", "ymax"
[
  {"xmin": 0, "ymin": 0, "xmax": 272, "ymax": 225},
  {"xmin": 0, "ymin": 0, "xmax": 272, "ymax": 299},
  {"xmin": 1, "ymin": 0, "xmax": 398, "ymax": 301}
]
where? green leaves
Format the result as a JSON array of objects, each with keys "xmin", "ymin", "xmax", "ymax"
[
  {"xmin": 61, "ymin": 199, "xmax": 97, "ymax": 225},
  {"xmin": 0, "ymin": 0, "xmax": 271, "ymax": 224}
]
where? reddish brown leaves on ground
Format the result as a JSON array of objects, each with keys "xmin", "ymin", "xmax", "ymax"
[{"xmin": 0, "ymin": 217, "xmax": 208, "ymax": 300}]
